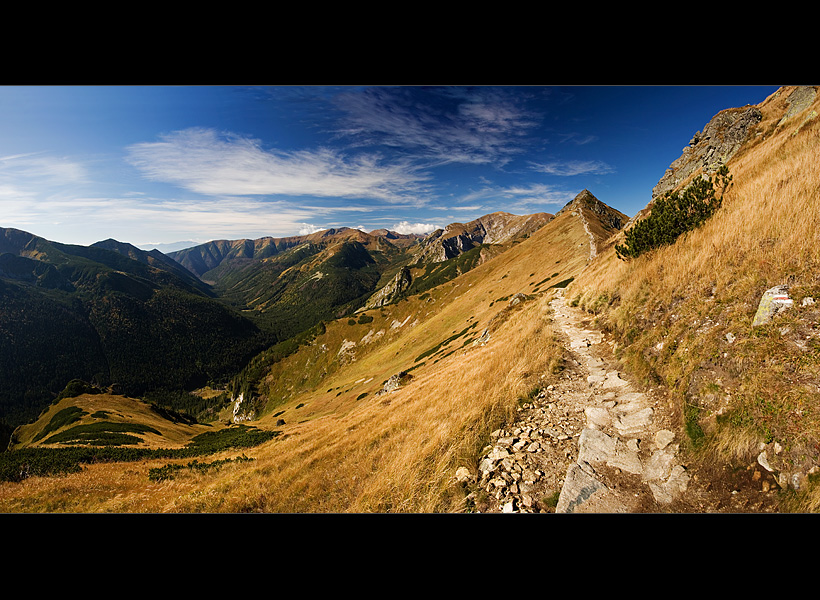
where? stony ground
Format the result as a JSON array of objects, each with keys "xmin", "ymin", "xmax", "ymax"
[{"xmin": 464, "ymin": 290, "xmax": 784, "ymax": 514}]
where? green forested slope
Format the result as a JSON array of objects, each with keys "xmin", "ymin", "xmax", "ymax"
[{"xmin": 0, "ymin": 227, "xmax": 271, "ymax": 431}]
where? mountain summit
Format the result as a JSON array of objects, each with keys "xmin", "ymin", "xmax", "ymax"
[{"xmin": 555, "ymin": 189, "xmax": 629, "ymax": 261}]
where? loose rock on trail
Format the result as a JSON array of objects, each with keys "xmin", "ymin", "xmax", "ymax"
[{"xmin": 467, "ymin": 290, "xmax": 691, "ymax": 513}]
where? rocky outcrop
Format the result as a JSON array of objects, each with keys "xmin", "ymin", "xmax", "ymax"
[
  {"xmin": 232, "ymin": 392, "xmax": 257, "ymax": 423},
  {"xmin": 336, "ymin": 339, "xmax": 357, "ymax": 365},
  {"xmin": 413, "ymin": 211, "xmax": 552, "ymax": 265},
  {"xmin": 362, "ymin": 266, "xmax": 413, "ymax": 310},
  {"xmin": 375, "ymin": 371, "xmax": 413, "ymax": 396},
  {"xmin": 652, "ymin": 105, "xmax": 763, "ymax": 199},
  {"xmin": 777, "ymin": 85, "xmax": 817, "ymax": 126},
  {"xmin": 416, "ymin": 232, "xmax": 477, "ymax": 263}
]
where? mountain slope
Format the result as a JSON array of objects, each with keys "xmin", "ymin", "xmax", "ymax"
[
  {"xmin": 5, "ymin": 87, "xmax": 820, "ymax": 513},
  {"xmin": 0, "ymin": 191, "xmax": 625, "ymax": 512},
  {"xmin": 169, "ymin": 227, "xmax": 417, "ymax": 281},
  {"xmin": 553, "ymin": 189, "xmax": 629, "ymax": 261},
  {"xmin": 357, "ymin": 211, "xmax": 554, "ymax": 311},
  {"xmin": 168, "ymin": 217, "xmax": 551, "ymax": 341},
  {"xmin": 91, "ymin": 238, "xmax": 213, "ymax": 296},
  {"xmin": 566, "ymin": 85, "xmax": 820, "ymax": 511},
  {"xmin": 413, "ymin": 211, "xmax": 552, "ymax": 264},
  {"xmin": 9, "ymin": 391, "xmax": 214, "ymax": 451},
  {"xmin": 190, "ymin": 192, "xmax": 621, "ymax": 512},
  {"xmin": 0, "ymin": 228, "xmax": 269, "ymax": 430},
  {"xmin": 170, "ymin": 228, "xmax": 416, "ymax": 340}
]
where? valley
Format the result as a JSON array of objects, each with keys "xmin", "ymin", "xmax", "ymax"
[{"xmin": 1, "ymin": 85, "xmax": 818, "ymax": 513}]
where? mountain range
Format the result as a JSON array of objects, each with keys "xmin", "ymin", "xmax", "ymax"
[
  {"xmin": 0, "ymin": 208, "xmax": 558, "ymax": 436},
  {"xmin": 2, "ymin": 85, "xmax": 818, "ymax": 514}
]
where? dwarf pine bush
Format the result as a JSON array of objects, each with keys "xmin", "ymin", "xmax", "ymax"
[{"xmin": 616, "ymin": 166, "xmax": 732, "ymax": 260}]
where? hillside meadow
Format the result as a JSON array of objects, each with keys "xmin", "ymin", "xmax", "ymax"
[
  {"xmin": 567, "ymin": 86, "xmax": 820, "ymax": 510},
  {"xmin": 0, "ymin": 206, "xmax": 594, "ymax": 512}
]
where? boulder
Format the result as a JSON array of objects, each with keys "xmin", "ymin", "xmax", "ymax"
[
  {"xmin": 455, "ymin": 466, "xmax": 472, "ymax": 483},
  {"xmin": 752, "ymin": 285, "xmax": 794, "ymax": 327},
  {"xmin": 509, "ymin": 293, "xmax": 527, "ymax": 307},
  {"xmin": 473, "ymin": 328, "xmax": 491, "ymax": 346},
  {"xmin": 376, "ymin": 371, "xmax": 413, "ymax": 395}
]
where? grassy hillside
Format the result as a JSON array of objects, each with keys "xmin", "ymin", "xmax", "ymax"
[
  {"xmin": 171, "ymin": 229, "xmax": 421, "ymax": 343},
  {"xmin": 10, "ymin": 392, "xmax": 215, "ymax": 451},
  {"xmin": 0, "ymin": 205, "xmax": 596, "ymax": 512},
  {"xmin": 566, "ymin": 85, "xmax": 820, "ymax": 510},
  {"xmin": 212, "ymin": 239, "xmax": 386, "ymax": 338}
]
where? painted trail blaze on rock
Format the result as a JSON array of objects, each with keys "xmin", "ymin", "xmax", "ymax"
[{"xmin": 752, "ymin": 285, "xmax": 794, "ymax": 327}]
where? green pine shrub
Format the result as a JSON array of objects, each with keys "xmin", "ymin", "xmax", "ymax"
[{"xmin": 616, "ymin": 166, "xmax": 732, "ymax": 260}]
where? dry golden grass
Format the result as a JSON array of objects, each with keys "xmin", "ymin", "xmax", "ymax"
[
  {"xmin": 567, "ymin": 86, "xmax": 820, "ymax": 510},
  {"xmin": 254, "ymin": 207, "xmax": 588, "ymax": 427},
  {"xmin": 0, "ymin": 207, "xmax": 592, "ymax": 513},
  {"xmin": 11, "ymin": 393, "xmax": 216, "ymax": 450},
  {"xmin": 158, "ymin": 212, "xmax": 589, "ymax": 513},
  {"xmin": 0, "ymin": 448, "xmax": 256, "ymax": 513},
  {"xmin": 163, "ymin": 291, "xmax": 565, "ymax": 513}
]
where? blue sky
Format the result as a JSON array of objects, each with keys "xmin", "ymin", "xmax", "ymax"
[{"xmin": 0, "ymin": 85, "xmax": 780, "ymax": 251}]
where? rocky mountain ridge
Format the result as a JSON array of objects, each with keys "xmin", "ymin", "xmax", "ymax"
[
  {"xmin": 413, "ymin": 211, "xmax": 552, "ymax": 264},
  {"xmin": 651, "ymin": 86, "xmax": 818, "ymax": 201},
  {"xmin": 169, "ymin": 227, "xmax": 421, "ymax": 280}
]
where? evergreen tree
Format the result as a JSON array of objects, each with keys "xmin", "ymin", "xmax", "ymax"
[{"xmin": 616, "ymin": 165, "xmax": 732, "ymax": 260}]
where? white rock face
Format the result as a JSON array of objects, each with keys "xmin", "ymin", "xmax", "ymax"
[{"xmin": 337, "ymin": 339, "xmax": 357, "ymax": 364}]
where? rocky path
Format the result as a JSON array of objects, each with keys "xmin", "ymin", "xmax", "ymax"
[{"xmin": 468, "ymin": 290, "xmax": 691, "ymax": 513}]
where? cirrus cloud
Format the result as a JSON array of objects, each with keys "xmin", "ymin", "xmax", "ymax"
[
  {"xmin": 332, "ymin": 87, "xmax": 541, "ymax": 167},
  {"xmin": 529, "ymin": 159, "xmax": 614, "ymax": 176},
  {"xmin": 125, "ymin": 127, "xmax": 431, "ymax": 204}
]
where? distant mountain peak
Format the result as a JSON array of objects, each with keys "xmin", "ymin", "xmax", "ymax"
[
  {"xmin": 555, "ymin": 189, "xmax": 600, "ymax": 214},
  {"xmin": 415, "ymin": 210, "xmax": 553, "ymax": 264},
  {"xmin": 92, "ymin": 238, "xmax": 139, "ymax": 251}
]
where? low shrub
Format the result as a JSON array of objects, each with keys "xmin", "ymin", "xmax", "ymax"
[{"xmin": 616, "ymin": 166, "xmax": 731, "ymax": 260}]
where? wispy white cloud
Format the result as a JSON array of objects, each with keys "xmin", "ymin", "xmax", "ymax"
[
  {"xmin": 125, "ymin": 127, "xmax": 431, "ymax": 204},
  {"xmin": 555, "ymin": 132, "xmax": 599, "ymax": 145},
  {"xmin": 446, "ymin": 182, "xmax": 574, "ymax": 209},
  {"xmin": 0, "ymin": 152, "xmax": 97, "ymax": 232},
  {"xmin": 0, "ymin": 190, "xmax": 367, "ymax": 246},
  {"xmin": 0, "ymin": 152, "xmax": 89, "ymax": 201},
  {"xmin": 499, "ymin": 183, "xmax": 577, "ymax": 209},
  {"xmin": 529, "ymin": 159, "xmax": 614, "ymax": 176},
  {"xmin": 332, "ymin": 87, "xmax": 541, "ymax": 166},
  {"xmin": 0, "ymin": 141, "xmax": 442, "ymax": 245}
]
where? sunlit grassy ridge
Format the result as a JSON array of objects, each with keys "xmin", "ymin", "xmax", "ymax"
[
  {"xmin": 0, "ymin": 207, "xmax": 594, "ymax": 512},
  {"xmin": 567, "ymin": 86, "xmax": 820, "ymax": 510},
  {"xmin": 10, "ymin": 393, "xmax": 216, "ymax": 450},
  {"xmin": 165, "ymin": 217, "xmax": 589, "ymax": 513}
]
